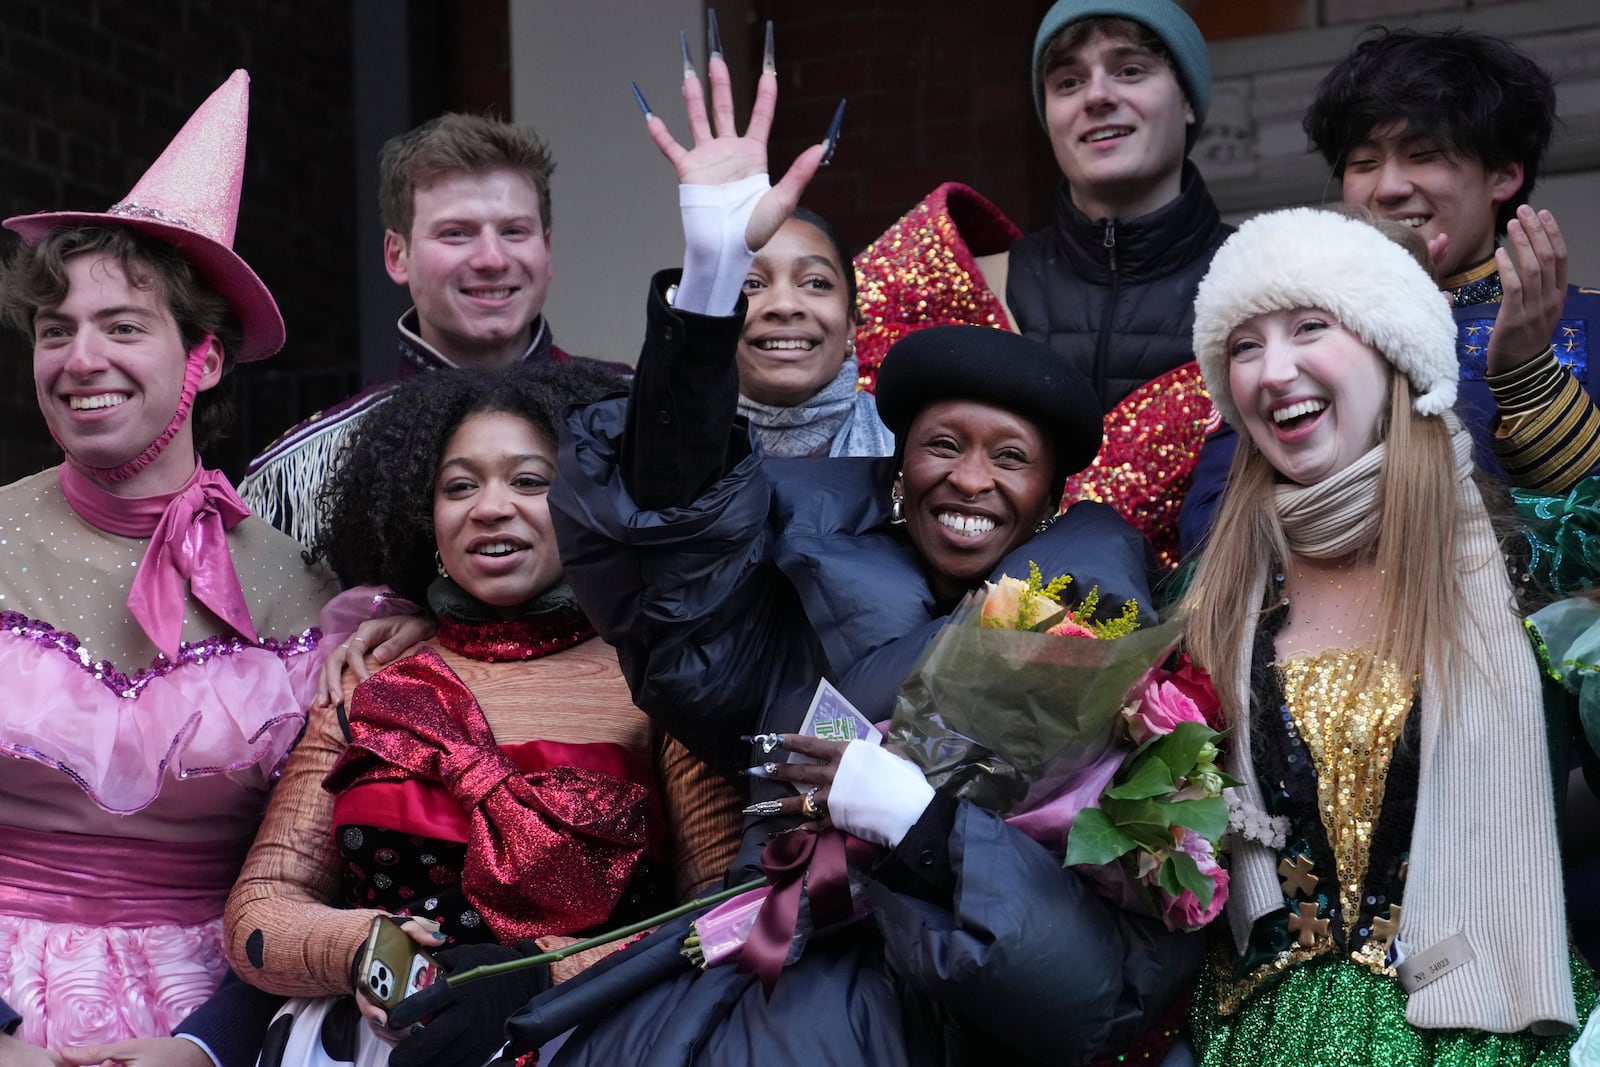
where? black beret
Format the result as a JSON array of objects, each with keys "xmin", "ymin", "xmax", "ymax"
[{"xmin": 874, "ymin": 325, "xmax": 1104, "ymax": 483}]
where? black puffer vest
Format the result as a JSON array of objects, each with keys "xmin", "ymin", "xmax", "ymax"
[{"xmin": 1007, "ymin": 162, "xmax": 1231, "ymax": 411}]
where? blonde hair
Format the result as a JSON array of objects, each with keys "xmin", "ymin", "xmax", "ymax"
[{"xmin": 1182, "ymin": 373, "xmax": 1464, "ymax": 720}]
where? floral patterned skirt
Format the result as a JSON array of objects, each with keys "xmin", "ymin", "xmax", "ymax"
[
  {"xmin": 0, "ymin": 912, "xmax": 227, "ymax": 1047},
  {"xmin": 1190, "ymin": 951, "xmax": 1596, "ymax": 1066}
]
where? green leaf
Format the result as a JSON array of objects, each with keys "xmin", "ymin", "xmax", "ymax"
[
  {"xmin": 1166, "ymin": 796, "xmax": 1229, "ymax": 840},
  {"xmin": 1028, "ymin": 605, "xmax": 1068, "ymax": 633},
  {"xmin": 1104, "ymin": 757, "xmax": 1176, "ymax": 800},
  {"xmin": 1158, "ymin": 855, "xmax": 1185, "ymax": 898},
  {"xmin": 1150, "ymin": 720, "xmax": 1218, "ymax": 775},
  {"xmin": 1064, "ymin": 808, "xmax": 1139, "ymax": 867},
  {"xmin": 1166, "ymin": 849, "xmax": 1214, "ymax": 909},
  {"xmin": 1100, "ymin": 796, "xmax": 1175, "ymax": 835}
]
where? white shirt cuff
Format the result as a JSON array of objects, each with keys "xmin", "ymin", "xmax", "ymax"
[{"xmin": 827, "ymin": 740, "xmax": 936, "ymax": 848}]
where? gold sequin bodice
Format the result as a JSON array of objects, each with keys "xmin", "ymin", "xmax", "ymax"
[{"xmin": 1279, "ymin": 649, "xmax": 1413, "ymax": 938}]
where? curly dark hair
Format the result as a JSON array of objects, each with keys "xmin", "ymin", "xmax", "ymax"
[
  {"xmin": 308, "ymin": 359, "xmax": 624, "ymax": 602},
  {"xmin": 1304, "ymin": 28, "xmax": 1556, "ymax": 233}
]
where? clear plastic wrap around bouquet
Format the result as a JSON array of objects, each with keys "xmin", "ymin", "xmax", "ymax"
[{"xmin": 888, "ymin": 571, "xmax": 1183, "ymax": 815}]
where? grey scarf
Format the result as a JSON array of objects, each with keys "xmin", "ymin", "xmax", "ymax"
[{"xmin": 737, "ymin": 354, "xmax": 893, "ymax": 459}]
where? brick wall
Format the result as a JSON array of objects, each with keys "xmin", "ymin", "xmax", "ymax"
[
  {"xmin": 758, "ymin": 0, "xmax": 1062, "ymax": 254},
  {"xmin": 753, "ymin": 0, "xmax": 1558, "ymax": 253},
  {"xmin": 0, "ymin": 0, "xmax": 358, "ymax": 482},
  {"xmin": 1192, "ymin": 0, "xmax": 1534, "ymax": 39}
]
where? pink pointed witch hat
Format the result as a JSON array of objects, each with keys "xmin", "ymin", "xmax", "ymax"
[{"xmin": 4, "ymin": 70, "xmax": 285, "ymax": 361}]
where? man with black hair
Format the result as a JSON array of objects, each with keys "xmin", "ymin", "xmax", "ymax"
[{"xmin": 1181, "ymin": 27, "xmax": 1600, "ymax": 553}]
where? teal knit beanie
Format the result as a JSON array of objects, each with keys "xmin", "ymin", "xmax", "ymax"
[{"xmin": 1031, "ymin": 0, "xmax": 1211, "ymax": 145}]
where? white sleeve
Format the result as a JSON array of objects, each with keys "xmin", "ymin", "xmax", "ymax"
[
  {"xmin": 826, "ymin": 740, "xmax": 936, "ymax": 849},
  {"xmin": 673, "ymin": 173, "xmax": 769, "ymax": 316}
]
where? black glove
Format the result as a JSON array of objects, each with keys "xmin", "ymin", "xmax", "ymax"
[{"xmin": 387, "ymin": 940, "xmax": 551, "ymax": 1067}]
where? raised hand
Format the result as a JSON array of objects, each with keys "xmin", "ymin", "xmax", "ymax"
[
  {"xmin": 1485, "ymin": 205, "xmax": 1569, "ymax": 374},
  {"xmin": 631, "ymin": 15, "xmax": 841, "ymax": 254}
]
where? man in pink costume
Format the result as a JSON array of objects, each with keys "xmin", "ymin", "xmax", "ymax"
[{"xmin": 0, "ymin": 71, "xmax": 357, "ymax": 1067}]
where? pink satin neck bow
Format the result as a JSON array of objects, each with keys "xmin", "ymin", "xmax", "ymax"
[{"xmin": 58, "ymin": 461, "xmax": 258, "ymax": 659}]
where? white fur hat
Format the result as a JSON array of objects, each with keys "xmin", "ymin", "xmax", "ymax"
[{"xmin": 1192, "ymin": 207, "xmax": 1459, "ymax": 430}]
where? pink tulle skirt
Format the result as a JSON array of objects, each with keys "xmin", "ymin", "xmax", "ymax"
[{"xmin": 0, "ymin": 913, "xmax": 226, "ymax": 1048}]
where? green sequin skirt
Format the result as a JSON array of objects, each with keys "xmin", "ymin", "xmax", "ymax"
[{"xmin": 1190, "ymin": 952, "xmax": 1597, "ymax": 1066}]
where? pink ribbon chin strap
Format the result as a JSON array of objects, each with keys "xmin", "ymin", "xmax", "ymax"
[
  {"xmin": 58, "ymin": 460, "xmax": 258, "ymax": 660},
  {"xmin": 53, "ymin": 334, "xmax": 214, "ymax": 484},
  {"xmin": 52, "ymin": 332, "xmax": 258, "ymax": 659}
]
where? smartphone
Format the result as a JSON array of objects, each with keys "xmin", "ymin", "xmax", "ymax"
[{"xmin": 356, "ymin": 916, "xmax": 438, "ymax": 1012}]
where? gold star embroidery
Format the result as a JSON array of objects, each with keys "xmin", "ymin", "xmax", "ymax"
[
  {"xmin": 1563, "ymin": 326, "xmax": 1578, "ymax": 337},
  {"xmin": 1466, "ymin": 325, "xmax": 1483, "ymax": 337},
  {"xmin": 1278, "ymin": 855, "xmax": 1319, "ymax": 897},
  {"xmin": 1287, "ymin": 901, "xmax": 1330, "ymax": 947}
]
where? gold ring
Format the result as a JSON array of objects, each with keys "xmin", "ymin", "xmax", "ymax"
[{"xmin": 801, "ymin": 786, "xmax": 823, "ymax": 819}]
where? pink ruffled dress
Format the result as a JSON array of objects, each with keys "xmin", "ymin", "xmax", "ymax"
[{"xmin": 0, "ymin": 466, "xmax": 353, "ymax": 1049}]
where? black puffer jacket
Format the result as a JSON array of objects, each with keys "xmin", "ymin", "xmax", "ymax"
[
  {"xmin": 1007, "ymin": 162, "xmax": 1231, "ymax": 411},
  {"xmin": 523, "ymin": 273, "xmax": 1202, "ymax": 1066}
]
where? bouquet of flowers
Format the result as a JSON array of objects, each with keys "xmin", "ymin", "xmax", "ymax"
[{"xmin": 887, "ymin": 565, "xmax": 1232, "ymax": 931}]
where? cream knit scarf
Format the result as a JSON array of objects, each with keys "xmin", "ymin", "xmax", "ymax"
[{"xmin": 1223, "ymin": 422, "xmax": 1576, "ymax": 1034}]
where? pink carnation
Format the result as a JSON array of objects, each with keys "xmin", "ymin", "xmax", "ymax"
[
  {"xmin": 1045, "ymin": 617, "xmax": 1096, "ymax": 639},
  {"xmin": 1122, "ymin": 678, "xmax": 1207, "ymax": 744}
]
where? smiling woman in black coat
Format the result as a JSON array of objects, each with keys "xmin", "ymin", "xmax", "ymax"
[{"xmin": 500, "ymin": 35, "xmax": 1201, "ymax": 1067}]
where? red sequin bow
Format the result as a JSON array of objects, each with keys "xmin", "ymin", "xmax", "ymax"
[{"xmin": 324, "ymin": 647, "xmax": 651, "ymax": 941}]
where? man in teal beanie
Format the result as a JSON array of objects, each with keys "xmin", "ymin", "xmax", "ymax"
[{"xmin": 992, "ymin": 0, "xmax": 1229, "ymax": 414}]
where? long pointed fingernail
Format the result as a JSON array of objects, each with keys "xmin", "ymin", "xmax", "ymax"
[
  {"xmin": 821, "ymin": 99, "xmax": 846, "ymax": 165},
  {"xmin": 629, "ymin": 81, "xmax": 653, "ymax": 119},
  {"xmin": 742, "ymin": 800, "xmax": 785, "ymax": 817},
  {"xmin": 762, "ymin": 21, "xmax": 776, "ymax": 75},
  {"xmin": 707, "ymin": 9, "xmax": 724, "ymax": 61},
  {"xmin": 739, "ymin": 762, "xmax": 780, "ymax": 779},
  {"xmin": 681, "ymin": 30, "xmax": 695, "ymax": 77},
  {"xmin": 739, "ymin": 732, "xmax": 786, "ymax": 754}
]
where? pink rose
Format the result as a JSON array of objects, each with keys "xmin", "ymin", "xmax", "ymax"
[
  {"xmin": 1167, "ymin": 655, "xmax": 1224, "ymax": 730},
  {"xmin": 1152, "ymin": 829, "xmax": 1229, "ymax": 932},
  {"xmin": 1122, "ymin": 678, "xmax": 1207, "ymax": 745}
]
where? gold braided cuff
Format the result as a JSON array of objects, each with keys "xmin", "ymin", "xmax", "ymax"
[{"xmin": 1491, "ymin": 362, "xmax": 1600, "ymax": 492}]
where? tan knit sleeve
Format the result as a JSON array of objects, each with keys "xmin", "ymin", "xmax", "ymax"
[
  {"xmin": 655, "ymin": 732, "xmax": 745, "ymax": 901},
  {"xmin": 224, "ymin": 697, "xmax": 385, "ymax": 997}
]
